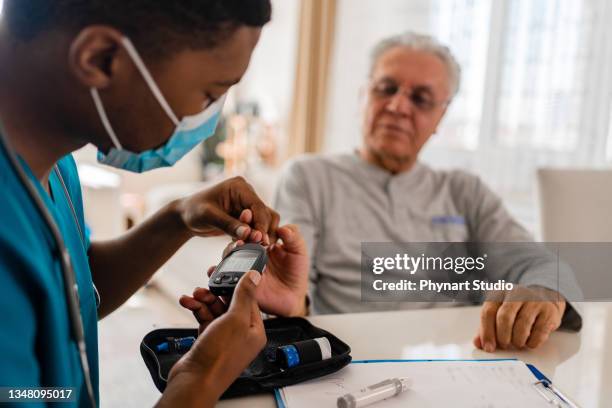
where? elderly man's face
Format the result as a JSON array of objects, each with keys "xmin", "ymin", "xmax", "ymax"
[{"xmin": 363, "ymin": 46, "xmax": 452, "ymax": 172}]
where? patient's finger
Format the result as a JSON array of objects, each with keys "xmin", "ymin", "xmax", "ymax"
[
  {"xmin": 511, "ymin": 302, "xmax": 540, "ymax": 349},
  {"xmin": 479, "ymin": 301, "xmax": 501, "ymax": 352},
  {"xmin": 496, "ymin": 301, "xmax": 523, "ymax": 349},
  {"xmin": 473, "ymin": 334, "xmax": 483, "ymax": 350},
  {"xmin": 526, "ymin": 308, "xmax": 559, "ymax": 349}
]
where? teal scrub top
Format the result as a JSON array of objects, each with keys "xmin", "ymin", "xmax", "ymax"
[{"xmin": 0, "ymin": 140, "xmax": 99, "ymax": 406}]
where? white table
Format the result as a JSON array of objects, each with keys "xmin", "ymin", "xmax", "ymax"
[
  {"xmin": 98, "ymin": 294, "xmax": 611, "ymax": 407},
  {"xmin": 98, "ymin": 238, "xmax": 611, "ymax": 407},
  {"xmin": 216, "ymin": 303, "xmax": 611, "ymax": 408}
]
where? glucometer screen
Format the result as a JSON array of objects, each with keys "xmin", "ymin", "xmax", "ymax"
[{"xmin": 219, "ymin": 250, "xmax": 259, "ymax": 272}]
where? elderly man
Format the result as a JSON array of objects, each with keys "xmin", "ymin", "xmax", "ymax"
[{"xmin": 274, "ymin": 32, "xmax": 581, "ymax": 352}]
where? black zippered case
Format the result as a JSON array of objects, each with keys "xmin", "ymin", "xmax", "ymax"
[{"xmin": 140, "ymin": 317, "xmax": 352, "ymax": 399}]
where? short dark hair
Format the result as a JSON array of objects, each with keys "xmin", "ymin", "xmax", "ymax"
[{"xmin": 3, "ymin": 0, "xmax": 272, "ymax": 54}]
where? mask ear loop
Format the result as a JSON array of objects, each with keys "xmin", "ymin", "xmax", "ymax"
[
  {"xmin": 120, "ymin": 37, "xmax": 180, "ymax": 126},
  {"xmin": 91, "ymin": 87, "xmax": 123, "ymax": 150}
]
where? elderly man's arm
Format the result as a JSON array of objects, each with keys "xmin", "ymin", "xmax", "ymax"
[
  {"xmin": 458, "ymin": 173, "xmax": 582, "ymax": 351},
  {"xmin": 273, "ymin": 158, "xmax": 321, "ymax": 314}
]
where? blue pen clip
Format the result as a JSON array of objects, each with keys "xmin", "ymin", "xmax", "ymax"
[{"xmin": 532, "ymin": 379, "xmax": 580, "ymax": 408}]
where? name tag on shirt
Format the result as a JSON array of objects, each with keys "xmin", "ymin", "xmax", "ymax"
[{"xmin": 431, "ymin": 215, "xmax": 466, "ymax": 225}]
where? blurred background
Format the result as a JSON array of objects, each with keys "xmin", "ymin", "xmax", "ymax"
[
  {"xmin": 50, "ymin": 0, "xmax": 612, "ymax": 298},
  {"xmin": 42, "ymin": 0, "xmax": 612, "ymax": 244},
  {"xmin": 2, "ymin": 1, "xmax": 611, "ymax": 405},
  {"xmin": 3, "ymin": 0, "xmax": 608, "ymax": 308}
]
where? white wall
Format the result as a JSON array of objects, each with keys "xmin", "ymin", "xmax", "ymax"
[
  {"xmin": 325, "ymin": 0, "xmax": 434, "ymax": 154},
  {"xmin": 233, "ymin": 0, "xmax": 300, "ymax": 127}
]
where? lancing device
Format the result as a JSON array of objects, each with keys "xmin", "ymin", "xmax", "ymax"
[
  {"xmin": 276, "ymin": 337, "xmax": 332, "ymax": 369},
  {"xmin": 337, "ymin": 377, "xmax": 411, "ymax": 408}
]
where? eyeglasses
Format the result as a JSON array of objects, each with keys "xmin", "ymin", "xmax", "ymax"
[{"xmin": 369, "ymin": 79, "xmax": 450, "ymax": 112}]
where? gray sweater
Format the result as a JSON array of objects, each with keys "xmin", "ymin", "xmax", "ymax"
[{"xmin": 274, "ymin": 153, "xmax": 581, "ymax": 328}]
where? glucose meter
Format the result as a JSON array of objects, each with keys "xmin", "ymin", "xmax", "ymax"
[{"xmin": 208, "ymin": 243, "xmax": 267, "ymax": 296}]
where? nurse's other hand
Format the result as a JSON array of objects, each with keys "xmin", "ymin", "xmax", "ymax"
[
  {"xmin": 161, "ymin": 271, "xmax": 266, "ymax": 407},
  {"xmin": 177, "ymin": 176, "xmax": 279, "ymax": 244},
  {"xmin": 473, "ymin": 286, "xmax": 565, "ymax": 352},
  {"xmin": 179, "ymin": 224, "xmax": 309, "ymax": 327}
]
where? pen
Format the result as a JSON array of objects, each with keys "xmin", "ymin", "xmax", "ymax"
[
  {"xmin": 337, "ymin": 377, "xmax": 411, "ymax": 408},
  {"xmin": 536, "ymin": 380, "xmax": 581, "ymax": 408}
]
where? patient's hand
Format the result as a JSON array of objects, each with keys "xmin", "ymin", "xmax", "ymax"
[
  {"xmin": 179, "ymin": 224, "xmax": 309, "ymax": 332},
  {"xmin": 473, "ymin": 286, "xmax": 566, "ymax": 352},
  {"xmin": 252, "ymin": 223, "xmax": 309, "ymax": 316}
]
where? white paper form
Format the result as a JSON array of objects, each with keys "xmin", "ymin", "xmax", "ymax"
[{"xmin": 279, "ymin": 360, "xmax": 553, "ymax": 408}]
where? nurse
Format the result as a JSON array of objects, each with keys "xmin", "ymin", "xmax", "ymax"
[{"xmin": 0, "ymin": 1, "xmax": 308, "ymax": 407}]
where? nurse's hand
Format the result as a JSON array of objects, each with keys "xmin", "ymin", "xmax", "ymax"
[
  {"xmin": 177, "ymin": 176, "xmax": 279, "ymax": 244},
  {"xmin": 473, "ymin": 286, "xmax": 566, "ymax": 352},
  {"xmin": 179, "ymin": 224, "xmax": 309, "ymax": 329},
  {"xmin": 157, "ymin": 271, "xmax": 266, "ymax": 408}
]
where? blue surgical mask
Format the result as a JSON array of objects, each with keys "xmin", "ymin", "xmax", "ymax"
[{"xmin": 92, "ymin": 37, "xmax": 227, "ymax": 173}]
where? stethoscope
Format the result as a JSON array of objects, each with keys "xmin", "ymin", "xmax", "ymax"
[{"xmin": 0, "ymin": 129, "xmax": 97, "ymax": 408}]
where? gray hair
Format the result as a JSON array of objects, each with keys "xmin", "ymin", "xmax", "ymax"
[{"xmin": 369, "ymin": 31, "xmax": 462, "ymax": 97}]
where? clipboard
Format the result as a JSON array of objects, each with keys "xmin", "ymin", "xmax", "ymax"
[{"xmin": 274, "ymin": 359, "xmax": 580, "ymax": 408}]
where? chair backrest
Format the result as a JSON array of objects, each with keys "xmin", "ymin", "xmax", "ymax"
[{"xmin": 537, "ymin": 168, "xmax": 612, "ymax": 242}]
